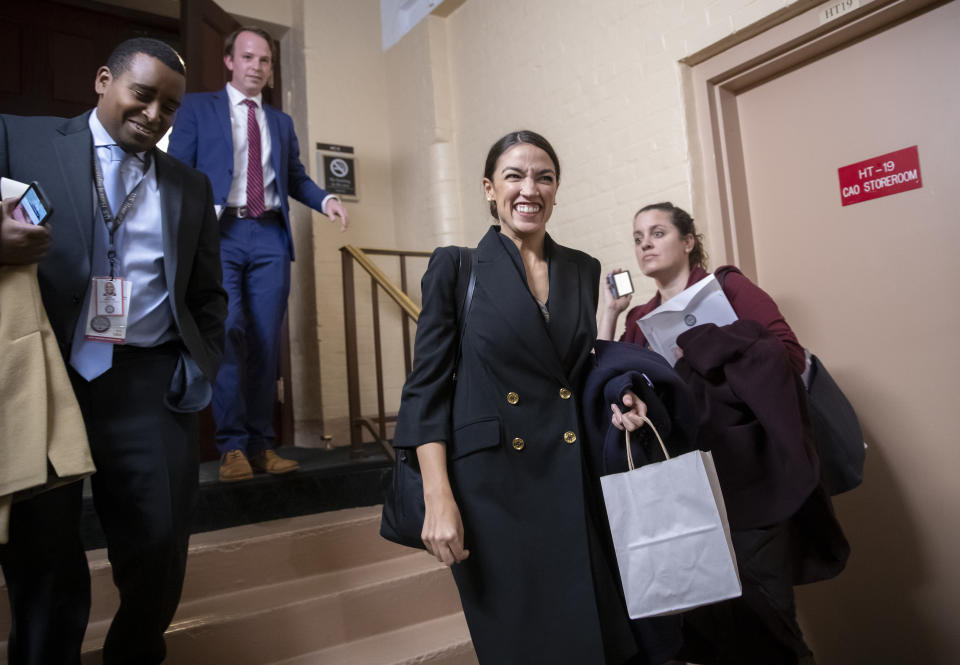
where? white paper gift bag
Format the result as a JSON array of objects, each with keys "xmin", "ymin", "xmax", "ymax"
[{"xmin": 600, "ymin": 417, "xmax": 741, "ymax": 618}]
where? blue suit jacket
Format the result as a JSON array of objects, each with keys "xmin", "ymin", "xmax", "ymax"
[{"xmin": 167, "ymin": 87, "xmax": 330, "ymax": 260}]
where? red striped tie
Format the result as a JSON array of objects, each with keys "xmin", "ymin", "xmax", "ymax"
[{"xmin": 243, "ymin": 99, "xmax": 265, "ymax": 218}]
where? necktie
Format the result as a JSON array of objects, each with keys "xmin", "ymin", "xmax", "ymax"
[
  {"xmin": 243, "ymin": 99, "xmax": 265, "ymax": 218},
  {"xmin": 68, "ymin": 144, "xmax": 131, "ymax": 381},
  {"xmin": 104, "ymin": 144, "xmax": 127, "ymax": 215}
]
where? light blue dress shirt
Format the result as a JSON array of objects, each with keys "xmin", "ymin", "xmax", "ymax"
[{"xmin": 88, "ymin": 111, "xmax": 176, "ymax": 347}]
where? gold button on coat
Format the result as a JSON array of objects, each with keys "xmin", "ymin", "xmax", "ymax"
[
  {"xmin": 512, "ymin": 437, "xmax": 525, "ymax": 451},
  {"xmin": 506, "ymin": 392, "xmax": 519, "ymax": 405},
  {"xmin": 559, "ymin": 388, "xmax": 572, "ymax": 400},
  {"xmin": 563, "ymin": 431, "xmax": 577, "ymax": 444}
]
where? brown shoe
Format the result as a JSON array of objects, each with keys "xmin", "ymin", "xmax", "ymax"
[
  {"xmin": 219, "ymin": 450, "xmax": 254, "ymax": 482},
  {"xmin": 249, "ymin": 449, "xmax": 300, "ymax": 475}
]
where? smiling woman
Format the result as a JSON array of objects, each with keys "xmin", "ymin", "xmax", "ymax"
[{"xmin": 389, "ymin": 132, "xmax": 678, "ymax": 664}]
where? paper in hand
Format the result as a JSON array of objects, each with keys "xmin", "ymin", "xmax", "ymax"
[
  {"xmin": 637, "ymin": 274, "xmax": 738, "ymax": 366},
  {"xmin": 1, "ymin": 177, "xmax": 29, "ymax": 200}
]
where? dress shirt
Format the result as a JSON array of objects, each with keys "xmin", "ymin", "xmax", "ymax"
[
  {"xmin": 225, "ymin": 83, "xmax": 281, "ymax": 212},
  {"xmin": 89, "ymin": 111, "xmax": 176, "ymax": 347},
  {"xmin": 223, "ymin": 83, "xmax": 334, "ymax": 216}
]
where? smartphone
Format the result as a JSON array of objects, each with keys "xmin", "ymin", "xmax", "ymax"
[
  {"xmin": 11, "ymin": 181, "xmax": 54, "ymax": 226},
  {"xmin": 607, "ymin": 271, "xmax": 634, "ymax": 298}
]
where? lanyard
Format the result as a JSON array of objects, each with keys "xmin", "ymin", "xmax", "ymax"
[{"xmin": 92, "ymin": 148, "xmax": 149, "ymax": 278}]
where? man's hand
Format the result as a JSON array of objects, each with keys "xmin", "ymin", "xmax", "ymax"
[
  {"xmin": 325, "ymin": 198, "xmax": 349, "ymax": 232},
  {"xmin": 0, "ymin": 197, "xmax": 51, "ymax": 265}
]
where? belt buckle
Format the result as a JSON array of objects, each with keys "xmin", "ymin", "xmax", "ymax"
[{"xmin": 237, "ymin": 206, "xmax": 249, "ymax": 218}]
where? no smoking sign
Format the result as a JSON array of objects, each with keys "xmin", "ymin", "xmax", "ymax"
[{"xmin": 317, "ymin": 143, "xmax": 358, "ymax": 200}]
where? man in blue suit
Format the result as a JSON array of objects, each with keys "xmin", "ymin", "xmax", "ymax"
[{"xmin": 168, "ymin": 26, "xmax": 348, "ymax": 482}]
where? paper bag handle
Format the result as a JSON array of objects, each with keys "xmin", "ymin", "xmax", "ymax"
[{"xmin": 625, "ymin": 415, "xmax": 670, "ymax": 471}]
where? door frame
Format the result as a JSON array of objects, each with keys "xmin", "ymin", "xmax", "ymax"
[{"xmin": 681, "ymin": 0, "xmax": 946, "ymax": 282}]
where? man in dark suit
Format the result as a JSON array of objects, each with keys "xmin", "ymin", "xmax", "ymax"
[
  {"xmin": 168, "ymin": 26, "xmax": 348, "ymax": 482},
  {"xmin": 0, "ymin": 38, "xmax": 226, "ymax": 664}
]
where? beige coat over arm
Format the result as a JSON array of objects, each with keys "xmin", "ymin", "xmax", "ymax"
[{"xmin": 0, "ymin": 263, "xmax": 95, "ymax": 543}]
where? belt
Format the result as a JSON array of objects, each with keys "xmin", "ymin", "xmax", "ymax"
[{"xmin": 222, "ymin": 206, "xmax": 282, "ymax": 220}]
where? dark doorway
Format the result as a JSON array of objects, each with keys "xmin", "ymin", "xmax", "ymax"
[{"xmin": 0, "ymin": 1, "xmax": 179, "ymax": 116}]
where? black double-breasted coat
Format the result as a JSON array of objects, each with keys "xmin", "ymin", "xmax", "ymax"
[{"xmin": 395, "ymin": 227, "xmax": 658, "ymax": 665}]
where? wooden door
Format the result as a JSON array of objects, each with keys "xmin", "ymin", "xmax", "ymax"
[
  {"xmin": 734, "ymin": 2, "xmax": 960, "ymax": 662},
  {"xmin": 180, "ymin": 0, "xmax": 282, "ymax": 107},
  {"xmin": 0, "ymin": 1, "xmax": 178, "ymax": 116}
]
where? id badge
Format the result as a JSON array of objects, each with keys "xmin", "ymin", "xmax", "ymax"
[
  {"xmin": 94, "ymin": 277, "xmax": 124, "ymax": 316},
  {"xmin": 85, "ymin": 277, "xmax": 133, "ymax": 343}
]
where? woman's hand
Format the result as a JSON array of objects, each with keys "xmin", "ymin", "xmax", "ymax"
[
  {"xmin": 602, "ymin": 269, "xmax": 633, "ymax": 314},
  {"xmin": 597, "ymin": 270, "xmax": 633, "ymax": 341},
  {"xmin": 416, "ymin": 442, "xmax": 470, "ymax": 566},
  {"xmin": 421, "ymin": 489, "xmax": 470, "ymax": 566},
  {"xmin": 610, "ymin": 390, "xmax": 648, "ymax": 432}
]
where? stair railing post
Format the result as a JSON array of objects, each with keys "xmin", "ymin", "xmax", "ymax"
[
  {"xmin": 400, "ymin": 256, "xmax": 412, "ymax": 377},
  {"xmin": 340, "ymin": 248, "xmax": 363, "ymax": 453},
  {"xmin": 370, "ymin": 276, "xmax": 387, "ymax": 445}
]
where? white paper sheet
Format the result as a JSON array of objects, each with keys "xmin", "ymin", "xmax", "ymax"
[
  {"xmin": 637, "ymin": 275, "xmax": 738, "ymax": 366},
  {"xmin": 1, "ymin": 177, "xmax": 29, "ymax": 200}
]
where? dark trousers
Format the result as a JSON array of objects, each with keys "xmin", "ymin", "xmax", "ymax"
[
  {"xmin": 677, "ymin": 522, "xmax": 813, "ymax": 665},
  {"xmin": 0, "ymin": 482, "xmax": 89, "ymax": 665},
  {"xmin": 2, "ymin": 345, "xmax": 197, "ymax": 665},
  {"xmin": 212, "ymin": 214, "xmax": 290, "ymax": 456},
  {"xmin": 75, "ymin": 344, "xmax": 199, "ymax": 665}
]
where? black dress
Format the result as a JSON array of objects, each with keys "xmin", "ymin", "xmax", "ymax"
[{"xmin": 395, "ymin": 227, "xmax": 674, "ymax": 665}]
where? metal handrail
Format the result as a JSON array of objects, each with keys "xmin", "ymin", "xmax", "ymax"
[
  {"xmin": 341, "ymin": 245, "xmax": 422, "ymax": 321},
  {"xmin": 340, "ymin": 245, "xmax": 432, "ymax": 457}
]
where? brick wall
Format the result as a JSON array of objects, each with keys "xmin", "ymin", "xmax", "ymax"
[{"xmin": 215, "ymin": 0, "xmax": 800, "ymax": 442}]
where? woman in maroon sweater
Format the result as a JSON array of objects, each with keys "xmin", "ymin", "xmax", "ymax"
[
  {"xmin": 598, "ymin": 203, "xmax": 846, "ymax": 665},
  {"xmin": 597, "ymin": 203, "xmax": 803, "ymax": 374}
]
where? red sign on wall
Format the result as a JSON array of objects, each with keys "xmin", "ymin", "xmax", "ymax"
[{"xmin": 838, "ymin": 146, "xmax": 922, "ymax": 206}]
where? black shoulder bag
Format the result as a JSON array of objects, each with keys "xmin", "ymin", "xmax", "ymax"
[{"xmin": 380, "ymin": 247, "xmax": 477, "ymax": 548}]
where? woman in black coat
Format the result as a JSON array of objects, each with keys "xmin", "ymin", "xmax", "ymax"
[{"xmin": 393, "ymin": 131, "xmax": 673, "ymax": 665}]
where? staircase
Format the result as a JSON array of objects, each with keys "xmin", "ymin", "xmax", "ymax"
[{"xmin": 1, "ymin": 506, "xmax": 478, "ymax": 665}]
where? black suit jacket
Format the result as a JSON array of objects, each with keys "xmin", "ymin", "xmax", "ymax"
[{"xmin": 0, "ymin": 112, "xmax": 226, "ymax": 382}]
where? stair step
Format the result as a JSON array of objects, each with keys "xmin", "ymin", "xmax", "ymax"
[
  {"xmin": 3, "ymin": 493, "xmax": 395, "ymax": 634},
  {"xmin": 80, "ymin": 444, "xmax": 391, "ymax": 550},
  {"xmin": 9, "ymin": 507, "xmax": 471, "ymax": 665},
  {"xmin": 175, "ymin": 506, "xmax": 408, "ymax": 602},
  {"xmin": 80, "ymin": 549, "xmax": 461, "ymax": 664},
  {"xmin": 81, "ymin": 506, "xmax": 408, "ymax": 626},
  {"xmin": 270, "ymin": 613, "xmax": 477, "ymax": 665}
]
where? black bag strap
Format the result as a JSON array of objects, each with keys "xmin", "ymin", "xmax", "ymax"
[{"xmin": 453, "ymin": 246, "xmax": 477, "ymax": 379}]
